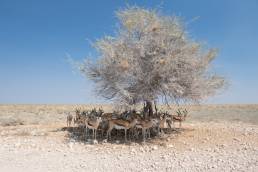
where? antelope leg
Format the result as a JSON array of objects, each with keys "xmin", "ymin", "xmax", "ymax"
[
  {"xmin": 142, "ymin": 129, "xmax": 145, "ymax": 142},
  {"xmin": 125, "ymin": 129, "xmax": 127, "ymax": 142},
  {"xmin": 85, "ymin": 127, "xmax": 88, "ymax": 140}
]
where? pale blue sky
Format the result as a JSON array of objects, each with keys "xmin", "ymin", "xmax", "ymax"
[{"xmin": 0, "ymin": 0, "xmax": 258, "ymax": 104}]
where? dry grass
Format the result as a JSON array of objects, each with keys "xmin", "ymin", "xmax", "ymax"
[{"xmin": 0, "ymin": 104, "xmax": 258, "ymax": 127}]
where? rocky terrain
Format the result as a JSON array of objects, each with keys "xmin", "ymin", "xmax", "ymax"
[{"xmin": 0, "ymin": 105, "xmax": 258, "ymax": 172}]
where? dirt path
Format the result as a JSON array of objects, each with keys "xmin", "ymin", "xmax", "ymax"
[{"xmin": 0, "ymin": 122, "xmax": 257, "ymax": 172}]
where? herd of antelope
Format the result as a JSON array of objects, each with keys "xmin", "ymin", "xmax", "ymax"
[{"xmin": 66, "ymin": 107, "xmax": 188, "ymax": 142}]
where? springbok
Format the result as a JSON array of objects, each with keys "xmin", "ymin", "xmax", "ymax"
[
  {"xmin": 172, "ymin": 109, "xmax": 188, "ymax": 128},
  {"xmin": 66, "ymin": 113, "xmax": 73, "ymax": 127},
  {"xmin": 136, "ymin": 118, "xmax": 157, "ymax": 142},
  {"xmin": 101, "ymin": 112, "xmax": 119, "ymax": 120},
  {"xmin": 85, "ymin": 117, "xmax": 102, "ymax": 140},
  {"xmin": 74, "ymin": 108, "xmax": 82, "ymax": 125},
  {"xmin": 99, "ymin": 112, "xmax": 120, "ymax": 137},
  {"xmin": 158, "ymin": 114, "xmax": 171, "ymax": 135},
  {"xmin": 107, "ymin": 118, "xmax": 138, "ymax": 142}
]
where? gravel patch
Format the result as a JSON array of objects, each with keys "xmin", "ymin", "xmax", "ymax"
[{"xmin": 0, "ymin": 121, "xmax": 257, "ymax": 172}]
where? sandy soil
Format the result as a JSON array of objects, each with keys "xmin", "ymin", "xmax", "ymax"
[{"xmin": 0, "ymin": 105, "xmax": 258, "ymax": 172}]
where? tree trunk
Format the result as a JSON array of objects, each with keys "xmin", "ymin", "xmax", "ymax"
[
  {"xmin": 143, "ymin": 102, "xmax": 147, "ymax": 119},
  {"xmin": 143, "ymin": 100, "xmax": 153, "ymax": 119},
  {"xmin": 154, "ymin": 100, "xmax": 158, "ymax": 117}
]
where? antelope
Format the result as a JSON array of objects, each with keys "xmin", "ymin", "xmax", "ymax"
[
  {"xmin": 101, "ymin": 112, "xmax": 119, "ymax": 120},
  {"xmin": 100, "ymin": 112, "xmax": 120, "ymax": 138},
  {"xmin": 172, "ymin": 109, "xmax": 188, "ymax": 128},
  {"xmin": 74, "ymin": 108, "xmax": 82, "ymax": 125},
  {"xmin": 107, "ymin": 118, "xmax": 138, "ymax": 142},
  {"xmin": 99, "ymin": 113, "xmax": 115, "ymax": 136},
  {"xmin": 85, "ymin": 117, "xmax": 102, "ymax": 140},
  {"xmin": 158, "ymin": 114, "xmax": 171, "ymax": 135},
  {"xmin": 69, "ymin": 114, "xmax": 87, "ymax": 138},
  {"xmin": 136, "ymin": 118, "xmax": 158, "ymax": 142},
  {"xmin": 66, "ymin": 113, "xmax": 73, "ymax": 127},
  {"xmin": 97, "ymin": 107, "xmax": 104, "ymax": 116}
]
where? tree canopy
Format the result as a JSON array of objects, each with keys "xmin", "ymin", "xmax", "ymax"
[{"xmin": 79, "ymin": 6, "xmax": 225, "ymax": 110}]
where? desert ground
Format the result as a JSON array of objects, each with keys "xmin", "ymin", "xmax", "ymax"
[{"xmin": 0, "ymin": 104, "xmax": 258, "ymax": 172}]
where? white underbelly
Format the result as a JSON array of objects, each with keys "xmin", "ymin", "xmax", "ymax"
[
  {"xmin": 87, "ymin": 126, "xmax": 95, "ymax": 129},
  {"xmin": 114, "ymin": 125, "xmax": 126, "ymax": 130},
  {"xmin": 136, "ymin": 125, "xmax": 143, "ymax": 129}
]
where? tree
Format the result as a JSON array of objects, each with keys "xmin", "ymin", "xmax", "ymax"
[{"xmin": 79, "ymin": 6, "xmax": 225, "ymax": 118}]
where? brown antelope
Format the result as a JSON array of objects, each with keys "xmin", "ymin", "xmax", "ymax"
[
  {"xmin": 73, "ymin": 108, "xmax": 81, "ymax": 125},
  {"xmin": 100, "ymin": 112, "xmax": 121, "ymax": 138},
  {"xmin": 85, "ymin": 117, "xmax": 102, "ymax": 140},
  {"xmin": 135, "ymin": 118, "xmax": 157, "ymax": 142},
  {"xmin": 172, "ymin": 109, "xmax": 188, "ymax": 128},
  {"xmin": 101, "ymin": 112, "xmax": 119, "ymax": 120},
  {"xmin": 66, "ymin": 113, "xmax": 73, "ymax": 127},
  {"xmin": 158, "ymin": 115, "xmax": 171, "ymax": 135},
  {"xmin": 107, "ymin": 118, "xmax": 138, "ymax": 142}
]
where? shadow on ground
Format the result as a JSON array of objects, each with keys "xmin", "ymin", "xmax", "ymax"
[{"xmin": 56, "ymin": 126, "xmax": 186, "ymax": 145}]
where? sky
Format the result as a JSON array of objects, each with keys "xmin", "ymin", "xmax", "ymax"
[{"xmin": 0, "ymin": 0, "xmax": 258, "ymax": 104}]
